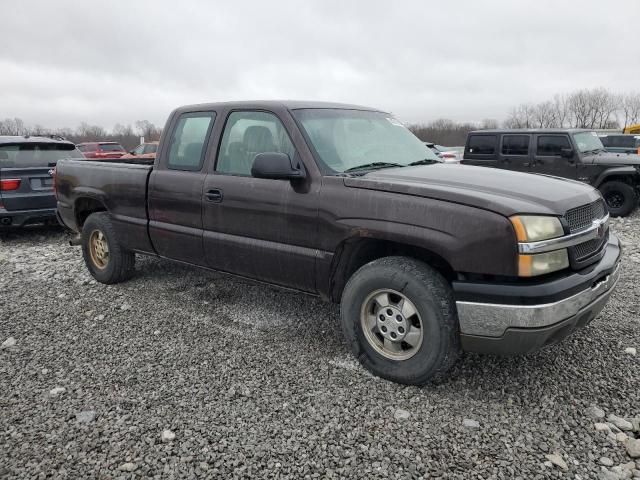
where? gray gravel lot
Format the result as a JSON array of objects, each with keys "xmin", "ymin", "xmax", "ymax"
[{"xmin": 1, "ymin": 216, "xmax": 639, "ymax": 479}]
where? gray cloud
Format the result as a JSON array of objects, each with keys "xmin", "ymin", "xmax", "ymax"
[{"xmin": 1, "ymin": 0, "xmax": 638, "ymax": 129}]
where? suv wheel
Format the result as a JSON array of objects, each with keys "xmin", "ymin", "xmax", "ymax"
[
  {"xmin": 599, "ymin": 181, "xmax": 637, "ymax": 217},
  {"xmin": 340, "ymin": 256, "xmax": 460, "ymax": 385},
  {"xmin": 81, "ymin": 212, "xmax": 135, "ymax": 284}
]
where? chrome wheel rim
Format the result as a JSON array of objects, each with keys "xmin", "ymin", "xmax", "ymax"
[
  {"xmin": 89, "ymin": 229, "xmax": 109, "ymax": 269},
  {"xmin": 360, "ymin": 289, "xmax": 423, "ymax": 360}
]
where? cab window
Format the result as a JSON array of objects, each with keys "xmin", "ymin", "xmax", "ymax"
[
  {"xmin": 501, "ymin": 135, "xmax": 530, "ymax": 156},
  {"xmin": 216, "ymin": 111, "xmax": 295, "ymax": 176},
  {"xmin": 167, "ymin": 112, "xmax": 216, "ymax": 171}
]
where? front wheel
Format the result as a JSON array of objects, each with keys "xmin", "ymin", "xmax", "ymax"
[
  {"xmin": 340, "ymin": 256, "xmax": 460, "ymax": 385},
  {"xmin": 81, "ymin": 212, "xmax": 135, "ymax": 284},
  {"xmin": 599, "ymin": 181, "xmax": 637, "ymax": 217}
]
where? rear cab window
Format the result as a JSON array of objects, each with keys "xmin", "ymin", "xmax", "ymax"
[
  {"xmin": 0, "ymin": 143, "xmax": 84, "ymax": 168},
  {"xmin": 465, "ymin": 135, "xmax": 497, "ymax": 157},
  {"xmin": 167, "ymin": 112, "xmax": 216, "ymax": 171}
]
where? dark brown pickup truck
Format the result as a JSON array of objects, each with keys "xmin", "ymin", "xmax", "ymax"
[{"xmin": 55, "ymin": 101, "xmax": 621, "ymax": 385}]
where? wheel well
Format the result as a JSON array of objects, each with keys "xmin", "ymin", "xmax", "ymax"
[
  {"xmin": 75, "ymin": 198, "xmax": 107, "ymax": 228},
  {"xmin": 329, "ymin": 238, "xmax": 455, "ymax": 302},
  {"xmin": 598, "ymin": 175, "xmax": 638, "ymax": 188}
]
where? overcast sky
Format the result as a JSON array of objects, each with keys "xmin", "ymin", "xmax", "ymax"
[{"xmin": 1, "ymin": 0, "xmax": 638, "ymax": 130}]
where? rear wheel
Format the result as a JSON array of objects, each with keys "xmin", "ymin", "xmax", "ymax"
[
  {"xmin": 81, "ymin": 212, "xmax": 135, "ymax": 284},
  {"xmin": 599, "ymin": 181, "xmax": 637, "ymax": 217},
  {"xmin": 340, "ymin": 256, "xmax": 460, "ymax": 385}
]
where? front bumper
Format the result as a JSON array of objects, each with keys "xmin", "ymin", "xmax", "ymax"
[
  {"xmin": 454, "ymin": 234, "xmax": 621, "ymax": 354},
  {"xmin": 0, "ymin": 207, "xmax": 58, "ymax": 228}
]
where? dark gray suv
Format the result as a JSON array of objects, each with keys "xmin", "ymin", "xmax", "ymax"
[
  {"xmin": 0, "ymin": 136, "xmax": 83, "ymax": 228},
  {"xmin": 462, "ymin": 129, "xmax": 640, "ymax": 217}
]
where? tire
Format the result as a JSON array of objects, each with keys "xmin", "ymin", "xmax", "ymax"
[
  {"xmin": 599, "ymin": 181, "xmax": 637, "ymax": 217},
  {"xmin": 81, "ymin": 212, "xmax": 135, "ymax": 284},
  {"xmin": 340, "ymin": 256, "xmax": 460, "ymax": 385}
]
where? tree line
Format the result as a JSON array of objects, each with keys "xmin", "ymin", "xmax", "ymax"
[
  {"xmin": 0, "ymin": 118, "xmax": 162, "ymax": 151},
  {"xmin": 410, "ymin": 88, "xmax": 640, "ymax": 146},
  {"xmin": 2, "ymin": 88, "xmax": 639, "ymax": 149}
]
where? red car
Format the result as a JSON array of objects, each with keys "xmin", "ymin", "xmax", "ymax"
[{"xmin": 76, "ymin": 142, "xmax": 125, "ymax": 159}]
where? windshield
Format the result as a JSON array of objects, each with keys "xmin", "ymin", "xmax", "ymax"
[
  {"xmin": 293, "ymin": 109, "xmax": 440, "ymax": 173},
  {"xmin": 573, "ymin": 132, "xmax": 605, "ymax": 153},
  {"xmin": 0, "ymin": 143, "xmax": 84, "ymax": 168},
  {"xmin": 99, "ymin": 143, "xmax": 125, "ymax": 152}
]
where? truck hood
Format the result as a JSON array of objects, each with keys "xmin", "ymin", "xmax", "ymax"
[
  {"xmin": 585, "ymin": 151, "xmax": 640, "ymax": 166},
  {"xmin": 343, "ymin": 164, "xmax": 601, "ymax": 217}
]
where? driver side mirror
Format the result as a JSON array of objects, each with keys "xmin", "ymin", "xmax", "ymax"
[
  {"xmin": 251, "ymin": 152, "xmax": 306, "ymax": 180},
  {"xmin": 560, "ymin": 148, "xmax": 574, "ymax": 158}
]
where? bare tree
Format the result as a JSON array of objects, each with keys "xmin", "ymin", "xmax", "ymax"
[{"xmin": 620, "ymin": 93, "xmax": 640, "ymax": 128}]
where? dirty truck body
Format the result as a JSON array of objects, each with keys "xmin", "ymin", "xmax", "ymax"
[{"xmin": 55, "ymin": 101, "xmax": 621, "ymax": 385}]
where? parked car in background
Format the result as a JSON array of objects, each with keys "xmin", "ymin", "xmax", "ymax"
[
  {"xmin": 120, "ymin": 141, "xmax": 159, "ymax": 159},
  {"xmin": 77, "ymin": 142, "xmax": 125, "ymax": 159},
  {"xmin": 462, "ymin": 129, "xmax": 640, "ymax": 217},
  {"xmin": 0, "ymin": 135, "xmax": 83, "ymax": 228},
  {"xmin": 56, "ymin": 100, "xmax": 620, "ymax": 385},
  {"xmin": 598, "ymin": 134, "xmax": 640, "ymax": 155},
  {"xmin": 425, "ymin": 142, "xmax": 462, "ymax": 162}
]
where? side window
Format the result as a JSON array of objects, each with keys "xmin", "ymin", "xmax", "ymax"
[
  {"xmin": 501, "ymin": 135, "xmax": 530, "ymax": 156},
  {"xmin": 167, "ymin": 112, "xmax": 216, "ymax": 171},
  {"xmin": 467, "ymin": 135, "xmax": 497, "ymax": 155},
  {"xmin": 145, "ymin": 143, "xmax": 158, "ymax": 154},
  {"xmin": 599, "ymin": 136, "xmax": 611, "ymax": 147},
  {"xmin": 133, "ymin": 144, "xmax": 145, "ymax": 155},
  {"xmin": 537, "ymin": 136, "xmax": 570, "ymax": 156},
  {"xmin": 216, "ymin": 111, "xmax": 295, "ymax": 176}
]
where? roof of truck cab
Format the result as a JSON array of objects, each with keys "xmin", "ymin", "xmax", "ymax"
[
  {"xmin": 175, "ymin": 100, "xmax": 384, "ymax": 113},
  {"xmin": 468, "ymin": 128, "xmax": 592, "ymax": 135},
  {"xmin": 0, "ymin": 135, "xmax": 74, "ymax": 145}
]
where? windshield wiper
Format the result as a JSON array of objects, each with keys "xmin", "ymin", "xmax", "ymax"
[
  {"xmin": 408, "ymin": 158, "xmax": 440, "ymax": 166},
  {"xmin": 344, "ymin": 162, "xmax": 404, "ymax": 173}
]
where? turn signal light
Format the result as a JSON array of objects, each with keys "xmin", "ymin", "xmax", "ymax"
[{"xmin": 0, "ymin": 179, "xmax": 21, "ymax": 191}]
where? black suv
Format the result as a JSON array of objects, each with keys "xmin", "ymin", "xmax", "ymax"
[
  {"xmin": 598, "ymin": 133, "xmax": 640, "ymax": 155},
  {"xmin": 462, "ymin": 129, "xmax": 640, "ymax": 217},
  {"xmin": 0, "ymin": 136, "xmax": 84, "ymax": 228}
]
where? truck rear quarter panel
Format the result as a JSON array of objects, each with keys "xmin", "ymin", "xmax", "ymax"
[{"xmin": 57, "ymin": 160, "xmax": 154, "ymax": 253}]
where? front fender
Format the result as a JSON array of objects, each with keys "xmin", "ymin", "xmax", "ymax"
[{"xmin": 593, "ymin": 166, "xmax": 637, "ymax": 188}]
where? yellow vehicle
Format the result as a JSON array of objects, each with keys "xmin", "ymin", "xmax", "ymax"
[{"xmin": 623, "ymin": 124, "xmax": 640, "ymax": 134}]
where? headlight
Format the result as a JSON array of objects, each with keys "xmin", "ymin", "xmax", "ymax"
[
  {"xmin": 518, "ymin": 250, "xmax": 569, "ymax": 277},
  {"xmin": 510, "ymin": 215, "xmax": 564, "ymax": 242},
  {"xmin": 511, "ymin": 215, "xmax": 568, "ymax": 276}
]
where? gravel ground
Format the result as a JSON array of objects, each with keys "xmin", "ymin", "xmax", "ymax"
[{"xmin": 1, "ymin": 215, "xmax": 639, "ymax": 479}]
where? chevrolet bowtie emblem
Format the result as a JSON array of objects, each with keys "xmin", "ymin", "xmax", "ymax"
[{"xmin": 593, "ymin": 217, "xmax": 607, "ymax": 237}]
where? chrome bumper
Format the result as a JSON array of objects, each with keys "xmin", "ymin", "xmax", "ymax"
[{"xmin": 456, "ymin": 263, "xmax": 620, "ymax": 338}]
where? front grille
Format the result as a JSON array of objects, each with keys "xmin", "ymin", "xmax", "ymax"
[
  {"xmin": 564, "ymin": 199, "xmax": 609, "ymax": 268},
  {"xmin": 564, "ymin": 199, "xmax": 607, "ymax": 233},
  {"xmin": 573, "ymin": 229, "xmax": 609, "ymax": 261}
]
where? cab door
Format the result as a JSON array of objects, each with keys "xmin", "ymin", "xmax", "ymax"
[
  {"xmin": 531, "ymin": 134, "xmax": 577, "ymax": 179},
  {"xmin": 201, "ymin": 109, "xmax": 319, "ymax": 292},
  {"xmin": 498, "ymin": 134, "xmax": 532, "ymax": 172},
  {"xmin": 147, "ymin": 111, "xmax": 216, "ymax": 264}
]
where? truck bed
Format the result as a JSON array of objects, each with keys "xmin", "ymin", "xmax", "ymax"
[{"xmin": 55, "ymin": 159, "xmax": 155, "ymax": 252}]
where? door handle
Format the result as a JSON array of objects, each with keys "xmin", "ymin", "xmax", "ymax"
[{"xmin": 205, "ymin": 189, "xmax": 223, "ymax": 203}]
